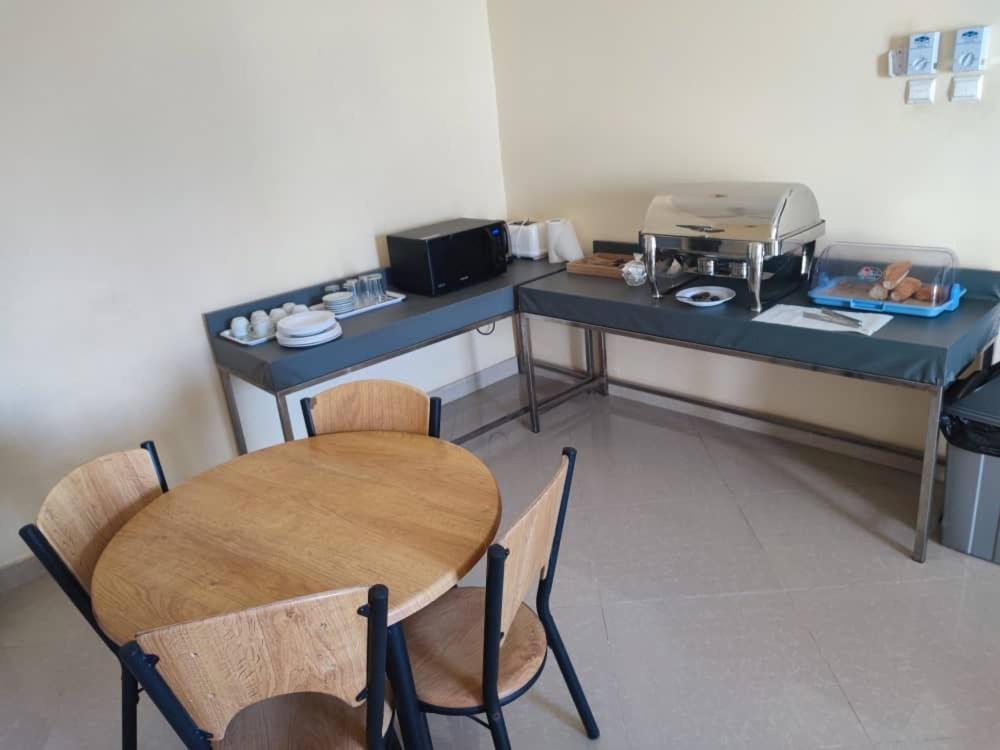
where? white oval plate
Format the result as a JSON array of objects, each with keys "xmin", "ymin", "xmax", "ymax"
[
  {"xmin": 277, "ymin": 310, "xmax": 337, "ymax": 337},
  {"xmin": 675, "ymin": 286, "xmax": 736, "ymax": 308},
  {"xmin": 277, "ymin": 322, "xmax": 342, "ymax": 347}
]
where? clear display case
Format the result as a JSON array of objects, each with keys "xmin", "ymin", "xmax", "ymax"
[{"xmin": 808, "ymin": 242, "xmax": 964, "ymax": 317}]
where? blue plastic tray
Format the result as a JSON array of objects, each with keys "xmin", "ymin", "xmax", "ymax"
[{"xmin": 808, "ymin": 275, "xmax": 965, "ymax": 318}]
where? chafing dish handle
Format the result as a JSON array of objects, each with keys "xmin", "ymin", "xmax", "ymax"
[
  {"xmin": 644, "ymin": 234, "xmax": 663, "ymax": 299},
  {"xmin": 747, "ymin": 241, "xmax": 765, "ymax": 313}
]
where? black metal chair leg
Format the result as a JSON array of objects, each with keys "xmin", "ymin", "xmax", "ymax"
[
  {"xmin": 385, "ymin": 723, "xmax": 404, "ymax": 750},
  {"xmin": 121, "ymin": 665, "xmax": 139, "ymax": 750},
  {"xmin": 540, "ymin": 613, "xmax": 600, "ymax": 739},
  {"xmin": 487, "ymin": 708, "xmax": 511, "ymax": 750},
  {"xmin": 386, "ymin": 624, "xmax": 433, "ymax": 750}
]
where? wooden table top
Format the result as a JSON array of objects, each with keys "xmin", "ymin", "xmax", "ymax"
[{"xmin": 91, "ymin": 432, "xmax": 502, "ymax": 644}]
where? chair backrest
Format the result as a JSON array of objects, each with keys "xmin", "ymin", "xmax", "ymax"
[
  {"xmin": 130, "ymin": 585, "xmax": 387, "ymax": 745},
  {"xmin": 35, "ymin": 445, "xmax": 165, "ymax": 592},
  {"xmin": 301, "ymin": 379, "xmax": 441, "ymax": 438},
  {"xmin": 493, "ymin": 451, "xmax": 573, "ymax": 637}
]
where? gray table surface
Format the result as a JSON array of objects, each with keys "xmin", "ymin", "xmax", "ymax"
[
  {"xmin": 518, "ymin": 271, "xmax": 1000, "ymax": 387},
  {"xmin": 204, "ymin": 260, "xmax": 565, "ymax": 392}
]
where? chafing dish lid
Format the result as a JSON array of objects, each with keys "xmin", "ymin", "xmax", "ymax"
[{"xmin": 642, "ymin": 182, "xmax": 823, "ymax": 243}]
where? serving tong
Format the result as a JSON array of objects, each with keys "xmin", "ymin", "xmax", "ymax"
[{"xmin": 803, "ymin": 308, "xmax": 863, "ymax": 329}]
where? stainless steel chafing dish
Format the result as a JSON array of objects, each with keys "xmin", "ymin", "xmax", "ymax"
[{"xmin": 640, "ymin": 182, "xmax": 825, "ymax": 311}]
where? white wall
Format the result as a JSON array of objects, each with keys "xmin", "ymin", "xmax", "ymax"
[
  {"xmin": 0, "ymin": 0, "xmax": 508, "ymax": 566},
  {"xmin": 487, "ymin": 0, "xmax": 1000, "ymax": 451}
]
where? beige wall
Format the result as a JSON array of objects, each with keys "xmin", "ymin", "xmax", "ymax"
[
  {"xmin": 488, "ymin": 0, "xmax": 1000, "ymax": 450},
  {"xmin": 0, "ymin": 0, "xmax": 508, "ymax": 566}
]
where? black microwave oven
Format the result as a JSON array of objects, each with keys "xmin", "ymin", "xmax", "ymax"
[{"xmin": 387, "ymin": 218, "xmax": 509, "ymax": 296}]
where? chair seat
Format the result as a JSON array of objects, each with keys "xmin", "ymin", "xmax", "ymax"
[
  {"xmin": 215, "ymin": 692, "xmax": 393, "ymax": 750},
  {"xmin": 405, "ymin": 587, "xmax": 548, "ymax": 711}
]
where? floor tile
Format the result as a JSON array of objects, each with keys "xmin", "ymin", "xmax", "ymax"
[
  {"xmin": 604, "ymin": 592, "xmax": 870, "ymax": 749},
  {"xmin": 794, "ymin": 577, "xmax": 1000, "ymax": 744},
  {"xmin": 874, "ymin": 731, "xmax": 1000, "ymax": 749},
  {"xmin": 739, "ymin": 486, "xmax": 971, "ymax": 589}
]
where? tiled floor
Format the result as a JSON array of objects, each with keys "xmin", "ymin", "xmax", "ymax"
[{"xmin": 4, "ymin": 379, "xmax": 1000, "ymax": 749}]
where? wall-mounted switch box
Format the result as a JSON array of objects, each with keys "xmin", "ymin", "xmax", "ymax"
[
  {"xmin": 953, "ymin": 27, "xmax": 990, "ymax": 73},
  {"xmin": 888, "ymin": 47, "xmax": 908, "ymax": 77},
  {"xmin": 906, "ymin": 78, "xmax": 936, "ymax": 104},
  {"xmin": 907, "ymin": 31, "xmax": 941, "ymax": 75},
  {"xmin": 951, "ymin": 74, "xmax": 984, "ymax": 102}
]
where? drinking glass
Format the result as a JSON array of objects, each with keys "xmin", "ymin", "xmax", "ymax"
[
  {"xmin": 363, "ymin": 273, "xmax": 386, "ymax": 303},
  {"xmin": 343, "ymin": 278, "xmax": 359, "ymax": 304}
]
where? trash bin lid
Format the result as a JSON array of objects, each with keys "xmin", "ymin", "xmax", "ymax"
[{"xmin": 946, "ymin": 374, "xmax": 1000, "ymax": 428}]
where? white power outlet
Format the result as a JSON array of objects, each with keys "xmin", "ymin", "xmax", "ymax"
[{"xmin": 906, "ymin": 78, "xmax": 937, "ymax": 104}]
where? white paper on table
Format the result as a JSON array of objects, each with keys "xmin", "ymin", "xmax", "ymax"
[{"xmin": 753, "ymin": 305, "xmax": 893, "ymax": 336}]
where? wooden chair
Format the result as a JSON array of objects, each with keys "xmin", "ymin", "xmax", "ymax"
[
  {"xmin": 119, "ymin": 585, "xmax": 401, "ymax": 750},
  {"xmin": 300, "ymin": 380, "xmax": 442, "ymax": 438},
  {"xmin": 405, "ymin": 447, "xmax": 599, "ymax": 749},
  {"xmin": 18, "ymin": 442, "xmax": 169, "ymax": 750}
]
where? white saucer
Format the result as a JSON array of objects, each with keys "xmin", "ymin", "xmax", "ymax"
[
  {"xmin": 675, "ymin": 286, "xmax": 736, "ymax": 308},
  {"xmin": 323, "ymin": 292, "xmax": 354, "ymax": 304},
  {"xmin": 277, "ymin": 322, "xmax": 342, "ymax": 347},
  {"xmin": 277, "ymin": 311, "xmax": 338, "ymax": 338}
]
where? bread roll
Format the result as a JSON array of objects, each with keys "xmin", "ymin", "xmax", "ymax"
[
  {"xmin": 890, "ymin": 277, "xmax": 922, "ymax": 302},
  {"xmin": 882, "ymin": 261, "xmax": 913, "ymax": 290},
  {"xmin": 915, "ymin": 283, "xmax": 947, "ymax": 303}
]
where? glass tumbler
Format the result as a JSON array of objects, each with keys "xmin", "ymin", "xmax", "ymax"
[
  {"xmin": 343, "ymin": 278, "xmax": 359, "ymax": 304},
  {"xmin": 363, "ymin": 273, "xmax": 386, "ymax": 303}
]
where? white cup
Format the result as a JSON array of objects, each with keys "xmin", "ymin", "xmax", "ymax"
[
  {"xmin": 230, "ymin": 316, "xmax": 250, "ymax": 338},
  {"xmin": 269, "ymin": 308, "xmax": 287, "ymax": 322},
  {"xmin": 282, "ymin": 302, "xmax": 296, "ymax": 314},
  {"xmin": 252, "ymin": 318, "xmax": 273, "ymax": 338},
  {"xmin": 250, "ymin": 309, "xmax": 268, "ymax": 323},
  {"xmin": 292, "ymin": 304, "xmax": 309, "ymax": 314}
]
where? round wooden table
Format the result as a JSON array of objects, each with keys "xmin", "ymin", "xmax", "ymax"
[
  {"xmin": 92, "ymin": 431, "xmax": 502, "ymax": 645},
  {"xmin": 93, "ymin": 431, "xmax": 500, "ymax": 750}
]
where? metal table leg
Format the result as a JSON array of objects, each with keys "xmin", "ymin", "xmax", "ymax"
[
  {"xmin": 913, "ymin": 387, "xmax": 944, "ymax": 563},
  {"xmin": 276, "ymin": 393, "xmax": 295, "ymax": 443},
  {"xmin": 584, "ymin": 326, "xmax": 595, "ymax": 377},
  {"xmin": 519, "ymin": 313, "xmax": 540, "ymax": 433},
  {"xmin": 217, "ymin": 367, "xmax": 248, "ymax": 455},
  {"xmin": 593, "ymin": 329, "xmax": 609, "ymax": 396},
  {"xmin": 512, "ymin": 311, "xmax": 526, "ymax": 374},
  {"xmin": 387, "ymin": 623, "xmax": 433, "ymax": 750}
]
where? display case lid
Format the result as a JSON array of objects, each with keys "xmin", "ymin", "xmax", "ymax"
[
  {"xmin": 809, "ymin": 242, "xmax": 962, "ymax": 317},
  {"xmin": 642, "ymin": 182, "xmax": 824, "ymax": 243}
]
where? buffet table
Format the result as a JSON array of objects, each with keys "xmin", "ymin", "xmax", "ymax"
[
  {"xmin": 203, "ymin": 260, "xmax": 591, "ymax": 451},
  {"xmin": 517, "ymin": 268, "xmax": 1000, "ymax": 563}
]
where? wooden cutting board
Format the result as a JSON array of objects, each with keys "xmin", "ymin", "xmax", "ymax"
[{"xmin": 566, "ymin": 252, "xmax": 632, "ymax": 279}]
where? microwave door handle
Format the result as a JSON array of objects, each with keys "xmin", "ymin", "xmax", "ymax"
[{"xmin": 500, "ymin": 222, "xmax": 511, "ymax": 263}]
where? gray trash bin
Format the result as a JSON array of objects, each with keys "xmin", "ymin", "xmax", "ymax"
[{"xmin": 941, "ymin": 368, "xmax": 1000, "ymax": 564}]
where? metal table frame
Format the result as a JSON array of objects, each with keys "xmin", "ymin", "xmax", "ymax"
[
  {"xmin": 217, "ymin": 311, "xmax": 607, "ymax": 454},
  {"xmin": 518, "ymin": 312, "xmax": 993, "ymax": 564}
]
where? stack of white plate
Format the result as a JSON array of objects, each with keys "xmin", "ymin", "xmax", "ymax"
[
  {"xmin": 276, "ymin": 311, "xmax": 342, "ymax": 348},
  {"xmin": 322, "ymin": 291, "xmax": 356, "ymax": 315}
]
